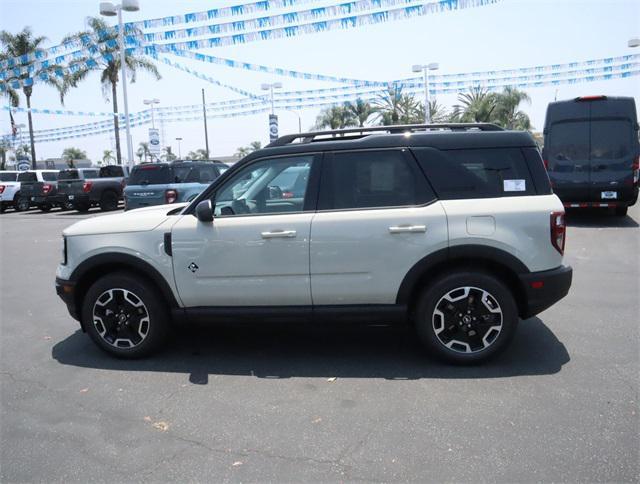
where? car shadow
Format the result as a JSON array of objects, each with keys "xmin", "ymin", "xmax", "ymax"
[
  {"xmin": 52, "ymin": 317, "xmax": 569, "ymax": 383},
  {"xmin": 565, "ymin": 208, "xmax": 639, "ymax": 228}
]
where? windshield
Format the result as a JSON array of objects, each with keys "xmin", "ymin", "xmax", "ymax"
[
  {"xmin": 0, "ymin": 172, "xmax": 17, "ymax": 181},
  {"xmin": 17, "ymin": 172, "xmax": 37, "ymax": 182},
  {"xmin": 42, "ymin": 172, "xmax": 58, "ymax": 181},
  {"xmin": 58, "ymin": 169, "xmax": 79, "ymax": 180}
]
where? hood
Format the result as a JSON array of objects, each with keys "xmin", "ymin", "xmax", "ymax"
[{"xmin": 63, "ymin": 203, "xmax": 188, "ymax": 237}]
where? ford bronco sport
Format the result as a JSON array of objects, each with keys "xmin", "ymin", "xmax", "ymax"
[{"xmin": 56, "ymin": 124, "xmax": 573, "ymax": 364}]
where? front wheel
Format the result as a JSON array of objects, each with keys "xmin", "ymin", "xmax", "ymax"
[
  {"xmin": 82, "ymin": 272, "xmax": 170, "ymax": 358},
  {"xmin": 414, "ymin": 271, "xmax": 518, "ymax": 364},
  {"xmin": 15, "ymin": 196, "xmax": 30, "ymax": 212}
]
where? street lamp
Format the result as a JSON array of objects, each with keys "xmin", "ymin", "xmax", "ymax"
[
  {"xmin": 412, "ymin": 62, "xmax": 439, "ymax": 123},
  {"xmin": 629, "ymin": 38, "xmax": 640, "ymax": 48},
  {"xmin": 100, "ymin": 0, "xmax": 140, "ymax": 169},
  {"xmin": 261, "ymin": 82, "xmax": 283, "ymax": 115},
  {"xmin": 285, "ymin": 109, "xmax": 302, "ymax": 133},
  {"xmin": 175, "ymin": 137, "xmax": 183, "ymax": 158},
  {"xmin": 143, "ymin": 98, "xmax": 160, "ymax": 129}
]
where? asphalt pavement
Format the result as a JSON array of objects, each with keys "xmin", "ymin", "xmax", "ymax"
[{"xmin": 1, "ymin": 204, "xmax": 638, "ymax": 483}]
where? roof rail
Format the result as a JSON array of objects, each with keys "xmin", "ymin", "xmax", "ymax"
[{"xmin": 267, "ymin": 123, "xmax": 504, "ymax": 147}]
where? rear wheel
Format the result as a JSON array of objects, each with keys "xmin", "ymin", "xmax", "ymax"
[
  {"xmin": 615, "ymin": 206, "xmax": 628, "ymax": 217},
  {"xmin": 414, "ymin": 271, "xmax": 518, "ymax": 364},
  {"xmin": 99, "ymin": 191, "xmax": 119, "ymax": 211},
  {"xmin": 81, "ymin": 272, "xmax": 170, "ymax": 358},
  {"xmin": 38, "ymin": 203, "xmax": 52, "ymax": 212},
  {"xmin": 15, "ymin": 195, "xmax": 29, "ymax": 212}
]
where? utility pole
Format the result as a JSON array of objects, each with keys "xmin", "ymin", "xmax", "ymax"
[{"xmin": 202, "ymin": 88, "xmax": 210, "ymax": 159}]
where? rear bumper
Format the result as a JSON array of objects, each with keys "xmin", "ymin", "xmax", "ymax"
[
  {"xmin": 518, "ymin": 265, "xmax": 573, "ymax": 319},
  {"xmin": 55, "ymin": 277, "xmax": 80, "ymax": 322}
]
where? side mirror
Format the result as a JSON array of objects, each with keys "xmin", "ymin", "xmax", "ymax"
[{"xmin": 195, "ymin": 200, "xmax": 213, "ymax": 223}]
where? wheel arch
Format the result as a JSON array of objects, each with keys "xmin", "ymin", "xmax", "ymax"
[
  {"xmin": 396, "ymin": 245, "xmax": 529, "ymax": 318},
  {"xmin": 70, "ymin": 253, "xmax": 179, "ymax": 328}
]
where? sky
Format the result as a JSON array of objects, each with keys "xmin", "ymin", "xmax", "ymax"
[{"xmin": 1, "ymin": 0, "xmax": 639, "ymax": 162}]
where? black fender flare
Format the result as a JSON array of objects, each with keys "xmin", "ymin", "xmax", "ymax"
[{"xmin": 396, "ymin": 245, "xmax": 529, "ymax": 306}]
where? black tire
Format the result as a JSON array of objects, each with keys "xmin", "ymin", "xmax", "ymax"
[
  {"xmin": 414, "ymin": 271, "xmax": 518, "ymax": 364},
  {"xmin": 74, "ymin": 202, "xmax": 90, "ymax": 212},
  {"xmin": 81, "ymin": 272, "xmax": 170, "ymax": 358},
  {"xmin": 99, "ymin": 190, "xmax": 119, "ymax": 211},
  {"xmin": 38, "ymin": 203, "xmax": 52, "ymax": 212},
  {"xmin": 0, "ymin": 202, "xmax": 5, "ymax": 213},
  {"xmin": 14, "ymin": 195, "xmax": 30, "ymax": 212},
  {"xmin": 61, "ymin": 201, "xmax": 75, "ymax": 211},
  {"xmin": 615, "ymin": 206, "xmax": 628, "ymax": 217}
]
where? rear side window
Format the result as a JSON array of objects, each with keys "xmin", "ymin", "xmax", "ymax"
[
  {"xmin": 414, "ymin": 148, "xmax": 536, "ymax": 200},
  {"xmin": 128, "ymin": 165, "xmax": 171, "ymax": 185},
  {"xmin": 100, "ymin": 165, "xmax": 124, "ymax": 177},
  {"xmin": 42, "ymin": 172, "xmax": 58, "ymax": 181},
  {"xmin": 0, "ymin": 172, "xmax": 17, "ymax": 181},
  {"xmin": 590, "ymin": 119, "xmax": 632, "ymax": 160},
  {"xmin": 183, "ymin": 165, "xmax": 218, "ymax": 184},
  {"xmin": 547, "ymin": 121, "xmax": 589, "ymax": 161},
  {"xmin": 58, "ymin": 169, "xmax": 78, "ymax": 180},
  {"xmin": 318, "ymin": 149, "xmax": 435, "ymax": 210},
  {"xmin": 17, "ymin": 172, "xmax": 37, "ymax": 182},
  {"xmin": 83, "ymin": 170, "xmax": 99, "ymax": 179}
]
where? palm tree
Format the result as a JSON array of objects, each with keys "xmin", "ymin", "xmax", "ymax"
[
  {"xmin": 63, "ymin": 17, "xmax": 161, "ymax": 165},
  {"xmin": 235, "ymin": 141, "xmax": 263, "ymax": 157},
  {"xmin": 0, "ymin": 139, "xmax": 10, "ymax": 170},
  {"xmin": 415, "ymin": 99, "xmax": 449, "ymax": 124},
  {"xmin": 0, "ymin": 27, "xmax": 69, "ymax": 168},
  {"xmin": 62, "ymin": 147, "xmax": 87, "ymax": 168},
  {"xmin": 314, "ymin": 105, "xmax": 356, "ymax": 130},
  {"xmin": 102, "ymin": 150, "xmax": 115, "ymax": 165},
  {"xmin": 452, "ymin": 86, "xmax": 497, "ymax": 123},
  {"xmin": 162, "ymin": 146, "xmax": 177, "ymax": 161},
  {"xmin": 373, "ymin": 86, "xmax": 404, "ymax": 125},
  {"xmin": 137, "ymin": 142, "xmax": 150, "ymax": 162},
  {"xmin": 186, "ymin": 149, "xmax": 209, "ymax": 160},
  {"xmin": 493, "ymin": 87, "xmax": 532, "ymax": 130},
  {"xmin": 344, "ymin": 99, "xmax": 374, "ymax": 127},
  {"xmin": 0, "ymin": 53, "xmax": 19, "ymax": 108}
]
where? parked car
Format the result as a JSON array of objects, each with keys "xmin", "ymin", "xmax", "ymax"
[
  {"xmin": 57, "ymin": 165, "xmax": 128, "ymax": 212},
  {"xmin": 0, "ymin": 171, "xmax": 20, "ymax": 213},
  {"xmin": 56, "ymin": 123, "xmax": 572, "ymax": 363},
  {"xmin": 15, "ymin": 170, "xmax": 60, "ymax": 212},
  {"xmin": 124, "ymin": 160, "xmax": 227, "ymax": 211},
  {"xmin": 542, "ymin": 95, "xmax": 639, "ymax": 216}
]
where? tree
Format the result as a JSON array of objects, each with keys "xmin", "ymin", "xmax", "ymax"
[
  {"xmin": 102, "ymin": 150, "xmax": 115, "ymax": 164},
  {"xmin": 0, "ymin": 139, "xmax": 10, "ymax": 170},
  {"xmin": 314, "ymin": 105, "xmax": 356, "ymax": 130},
  {"xmin": 344, "ymin": 99, "xmax": 374, "ymax": 127},
  {"xmin": 162, "ymin": 146, "xmax": 177, "ymax": 161},
  {"xmin": 451, "ymin": 86, "xmax": 497, "ymax": 123},
  {"xmin": 186, "ymin": 148, "xmax": 209, "ymax": 160},
  {"xmin": 62, "ymin": 147, "xmax": 87, "ymax": 168},
  {"xmin": 415, "ymin": 99, "xmax": 449, "ymax": 124},
  {"xmin": 493, "ymin": 87, "xmax": 532, "ymax": 130},
  {"xmin": 373, "ymin": 86, "xmax": 404, "ymax": 125},
  {"xmin": 63, "ymin": 17, "xmax": 161, "ymax": 165},
  {"xmin": 235, "ymin": 141, "xmax": 262, "ymax": 157},
  {"xmin": 136, "ymin": 142, "xmax": 150, "ymax": 163},
  {"xmin": 0, "ymin": 52, "xmax": 19, "ymax": 108},
  {"xmin": 0, "ymin": 27, "xmax": 70, "ymax": 168}
]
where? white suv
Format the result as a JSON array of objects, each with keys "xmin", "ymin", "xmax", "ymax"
[
  {"xmin": 0, "ymin": 170, "xmax": 20, "ymax": 212},
  {"xmin": 56, "ymin": 124, "xmax": 573, "ymax": 364}
]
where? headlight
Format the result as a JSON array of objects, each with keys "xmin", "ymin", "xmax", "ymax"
[{"xmin": 61, "ymin": 236, "xmax": 67, "ymax": 265}]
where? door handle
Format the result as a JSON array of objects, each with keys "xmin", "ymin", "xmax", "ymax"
[
  {"xmin": 388, "ymin": 225, "xmax": 427, "ymax": 234},
  {"xmin": 261, "ymin": 229, "xmax": 297, "ymax": 239}
]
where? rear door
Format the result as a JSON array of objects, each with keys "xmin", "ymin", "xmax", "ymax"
[
  {"xmin": 309, "ymin": 148, "xmax": 448, "ymax": 305},
  {"xmin": 545, "ymin": 118, "xmax": 591, "ymax": 203}
]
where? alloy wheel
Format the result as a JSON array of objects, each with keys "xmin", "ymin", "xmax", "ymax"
[{"xmin": 92, "ymin": 288, "xmax": 150, "ymax": 348}]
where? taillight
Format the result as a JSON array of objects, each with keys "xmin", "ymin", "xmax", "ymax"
[
  {"xmin": 0, "ymin": 185, "xmax": 5, "ymax": 194},
  {"xmin": 165, "ymin": 189, "xmax": 178, "ymax": 204},
  {"xmin": 82, "ymin": 181, "xmax": 93, "ymax": 193},
  {"xmin": 550, "ymin": 211, "xmax": 566, "ymax": 255},
  {"xmin": 42, "ymin": 183, "xmax": 53, "ymax": 195},
  {"xmin": 633, "ymin": 155, "xmax": 639, "ymax": 186}
]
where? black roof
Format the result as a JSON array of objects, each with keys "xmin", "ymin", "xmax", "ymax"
[{"xmin": 244, "ymin": 124, "xmax": 536, "ymax": 163}]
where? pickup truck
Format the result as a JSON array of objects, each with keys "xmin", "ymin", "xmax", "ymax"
[
  {"xmin": 0, "ymin": 171, "xmax": 21, "ymax": 213},
  {"xmin": 58, "ymin": 165, "xmax": 128, "ymax": 212},
  {"xmin": 15, "ymin": 170, "xmax": 60, "ymax": 212}
]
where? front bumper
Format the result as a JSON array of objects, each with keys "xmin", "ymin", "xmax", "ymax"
[
  {"xmin": 518, "ymin": 265, "xmax": 573, "ymax": 319},
  {"xmin": 55, "ymin": 277, "xmax": 80, "ymax": 322}
]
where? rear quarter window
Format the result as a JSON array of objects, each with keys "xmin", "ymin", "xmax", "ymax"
[{"xmin": 414, "ymin": 147, "xmax": 537, "ymax": 200}]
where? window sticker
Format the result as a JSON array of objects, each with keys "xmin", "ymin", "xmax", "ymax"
[{"xmin": 503, "ymin": 179, "xmax": 526, "ymax": 192}]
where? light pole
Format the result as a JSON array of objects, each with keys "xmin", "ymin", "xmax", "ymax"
[
  {"xmin": 100, "ymin": 0, "xmax": 139, "ymax": 169},
  {"xmin": 143, "ymin": 98, "xmax": 160, "ymax": 129},
  {"xmin": 629, "ymin": 38, "xmax": 640, "ymax": 48},
  {"xmin": 412, "ymin": 62, "xmax": 439, "ymax": 123},
  {"xmin": 175, "ymin": 137, "xmax": 183, "ymax": 158},
  {"xmin": 261, "ymin": 82, "xmax": 283, "ymax": 114},
  {"xmin": 262, "ymin": 82, "xmax": 282, "ymax": 141},
  {"xmin": 285, "ymin": 109, "xmax": 302, "ymax": 133}
]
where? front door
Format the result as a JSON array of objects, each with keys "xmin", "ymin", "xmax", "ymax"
[{"xmin": 171, "ymin": 154, "xmax": 318, "ymax": 307}]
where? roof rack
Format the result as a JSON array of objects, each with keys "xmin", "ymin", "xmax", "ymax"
[{"xmin": 267, "ymin": 123, "xmax": 504, "ymax": 147}]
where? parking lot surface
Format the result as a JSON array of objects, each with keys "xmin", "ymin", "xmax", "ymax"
[{"xmin": 1, "ymin": 205, "xmax": 638, "ymax": 482}]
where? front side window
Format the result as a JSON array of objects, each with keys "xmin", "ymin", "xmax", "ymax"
[
  {"xmin": 83, "ymin": 170, "xmax": 99, "ymax": 179},
  {"xmin": 318, "ymin": 149, "xmax": 432, "ymax": 210},
  {"xmin": 213, "ymin": 155, "xmax": 314, "ymax": 217}
]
